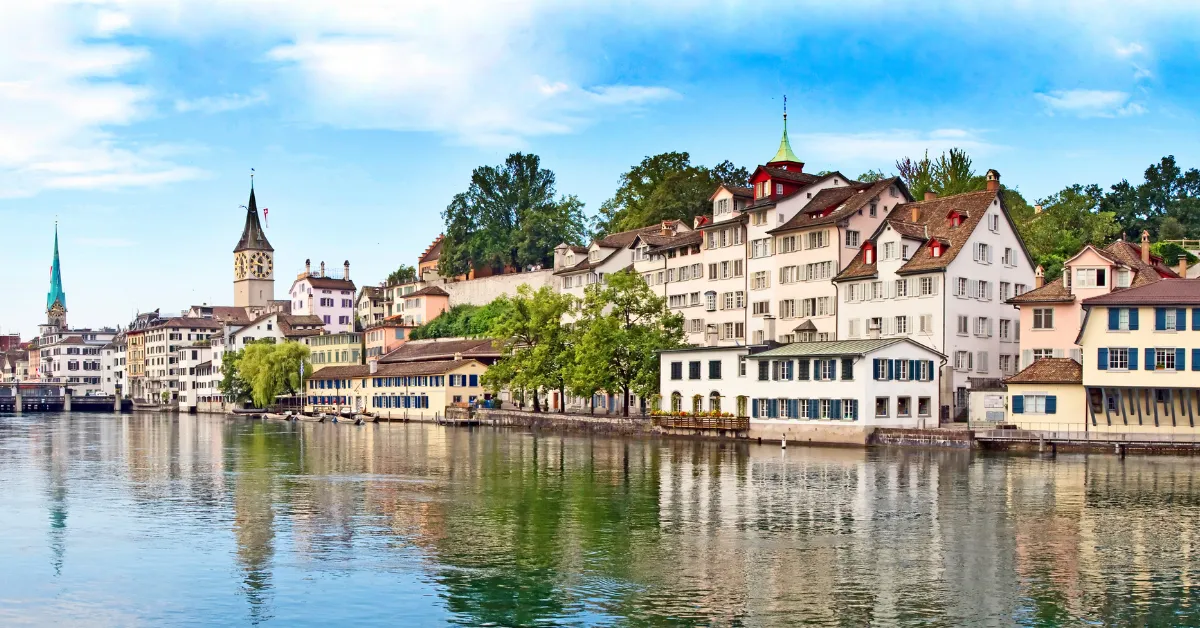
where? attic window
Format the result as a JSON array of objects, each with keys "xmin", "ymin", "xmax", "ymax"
[
  {"xmin": 863, "ymin": 243, "xmax": 875, "ymax": 265},
  {"xmin": 931, "ymin": 241, "xmax": 943, "ymax": 258}
]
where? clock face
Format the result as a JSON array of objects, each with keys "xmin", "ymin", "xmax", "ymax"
[
  {"xmin": 250, "ymin": 252, "xmax": 273, "ymax": 279},
  {"xmin": 234, "ymin": 253, "xmax": 247, "ymax": 280}
]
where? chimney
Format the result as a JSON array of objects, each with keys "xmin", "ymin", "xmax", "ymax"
[
  {"xmin": 763, "ymin": 315, "xmax": 776, "ymax": 344},
  {"xmin": 1141, "ymin": 230, "xmax": 1151, "ymax": 264},
  {"xmin": 1035, "ymin": 265, "xmax": 1045, "ymax": 288},
  {"xmin": 660, "ymin": 220, "xmax": 672, "ymax": 236},
  {"xmin": 305, "ymin": 259, "xmax": 311, "ymax": 275},
  {"xmin": 986, "ymin": 169, "xmax": 1001, "ymax": 192},
  {"xmin": 344, "ymin": 260, "xmax": 350, "ymax": 281},
  {"xmin": 1180, "ymin": 256, "xmax": 1189, "ymax": 278},
  {"xmin": 1034, "ymin": 204, "xmax": 1043, "ymax": 214},
  {"xmin": 910, "ymin": 205, "xmax": 921, "ymax": 223},
  {"xmin": 453, "ymin": 352, "xmax": 463, "ymax": 361},
  {"xmin": 705, "ymin": 325, "xmax": 718, "ymax": 347},
  {"xmin": 369, "ymin": 360, "xmax": 378, "ymax": 374},
  {"xmin": 320, "ymin": 261, "xmax": 326, "ymax": 277},
  {"xmin": 924, "ymin": 191, "xmax": 937, "ymax": 201}
]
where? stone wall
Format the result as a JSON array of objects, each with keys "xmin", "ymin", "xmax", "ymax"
[
  {"xmin": 870, "ymin": 428, "xmax": 977, "ymax": 449},
  {"xmin": 432, "ymin": 270, "xmax": 556, "ymax": 308},
  {"xmin": 471, "ymin": 408, "xmax": 656, "ymax": 436}
]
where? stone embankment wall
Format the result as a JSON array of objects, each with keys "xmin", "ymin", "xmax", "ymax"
[
  {"xmin": 434, "ymin": 270, "xmax": 555, "ymax": 308},
  {"xmin": 870, "ymin": 428, "xmax": 977, "ymax": 449},
  {"xmin": 466, "ymin": 408, "xmax": 656, "ymax": 436}
]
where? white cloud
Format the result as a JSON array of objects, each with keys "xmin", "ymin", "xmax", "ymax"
[
  {"xmin": 1035, "ymin": 89, "xmax": 1146, "ymax": 118},
  {"xmin": 798, "ymin": 129, "xmax": 998, "ymax": 164},
  {"xmin": 175, "ymin": 90, "xmax": 269, "ymax": 114},
  {"xmin": 0, "ymin": 4, "xmax": 202, "ymax": 197},
  {"xmin": 1114, "ymin": 41, "xmax": 1144, "ymax": 58}
]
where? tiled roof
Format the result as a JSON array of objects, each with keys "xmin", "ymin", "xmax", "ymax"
[
  {"xmin": 378, "ymin": 337, "xmax": 500, "ymax": 363},
  {"xmin": 1081, "ymin": 278, "xmax": 1200, "ymax": 306},
  {"xmin": 419, "ymin": 235, "xmax": 444, "ymax": 263},
  {"xmin": 553, "ymin": 247, "xmax": 622, "ymax": 276},
  {"xmin": 769, "ymin": 178, "xmax": 899, "ymax": 234},
  {"xmin": 698, "ymin": 213, "xmax": 747, "ymax": 230},
  {"xmin": 1098, "ymin": 240, "xmax": 1179, "ymax": 286},
  {"xmin": 280, "ymin": 314, "xmax": 325, "ymax": 338},
  {"xmin": 762, "ymin": 166, "xmax": 820, "ymax": 185},
  {"xmin": 747, "ymin": 337, "xmax": 943, "ymax": 359},
  {"xmin": 407, "ymin": 285, "xmax": 450, "ymax": 298},
  {"xmin": 835, "ymin": 189, "xmax": 1003, "ymax": 281},
  {"xmin": 727, "ymin": 185, "xmax": 753, "ymax": 199},
  {"xmin": 1005, "ymin": 358, "xmax": 1082, "ymax": 385},
  {"xmin": 308, "ymin": 359, "xmax": 478, "ymax": 380},
  {"xmin": 359, "ymin": 286, "xmax": 384, "ymax": 298},
  {"xmin": 303, "ymin": 276, "xmax": 357, "ymax": 291},
  {"xmin": 162, "ymin": 317, "xmax": 223, "ymax": 329},
  {"xmin": 646, "ymin": 230, "xmax": 703, "ymax": 254},
  {"xmin": 596, "ymin": 221, "xmax": 683, "ymax": 249},
  {"xmin": 1008, "ymin": 277, "xmax": 1074, "ymax": 304}
]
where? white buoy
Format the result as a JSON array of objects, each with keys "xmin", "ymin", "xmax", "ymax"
[{"xmin": 781, "ymin": 434, "xmax": 787, "ymax": 450}]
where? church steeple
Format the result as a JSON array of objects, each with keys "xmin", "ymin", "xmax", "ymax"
[
  {"xmin": 234, "ymin": 181, "xmax": 273, "ymax": 253},
  {"xmin": 46, "ymin": 224, "xmax": 67, "ymax": 328},
  {"xmin": 768, "ymin": 95, "xmax": 803, "ymax": 167},
  {"xmin": 232, "ymin": 173, "xmax": 275, "ymax": 309}
]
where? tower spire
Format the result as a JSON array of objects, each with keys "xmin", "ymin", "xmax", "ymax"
[
  {"xmin": 769, "ymin": 94, "xmax": 802, "ymax": 165},
  {"xmin": 46, "ymin": 223, "xmax": 67, "ymax": 327}
]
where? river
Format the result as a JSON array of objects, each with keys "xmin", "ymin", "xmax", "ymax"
[{"xmin": 1, "ymin": 412, "xmax": 1198, "ymax": 626}]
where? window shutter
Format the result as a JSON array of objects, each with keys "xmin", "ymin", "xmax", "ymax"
[
  {"xmin": 788, "ymin": 399, "xmax": 798, "ymax": 417},
  {"xmin": 809, "ymin": 399, "xmax": 819, "ymax": 418},
  {"xmin": 1178, "ymin": 348, "xmax": 1186, "ymax": 370},
  {"xmin": 769, "ymin": 399, "xmax": 779, "ymax": 418},
  {"xmin": 752, "ymin": 400, "xmax": 759, "ymax": 418},
  {"xmin": 1129, "ymin": 348, "xmax": 1138, "ymax": 370},
  {"xmin": 1021, "ymin": 350, "xmax": 1032, "ymax": 369},
  {"xmin": 872, "ymin": 358, "xmax": 881, "ymax": 380},
  {"xmin": 927, "ymin": 360, "xmax": 935, "ymax": 381},
  {"xmin": 831, "ymin": 399, "xmax": 841, "ymax": 419},
  {"xmin": 842, "ymin": 358, "xmax": 853, "ymax": 380},
  {"xmin": 829, "ymin": 359, "xmax": 837, "ymax": 380},
  {"xmin": 1012, "ymin": 395, "xmax": 1024, "ymax": 414},
  {"xmin": 909, "ymin": 359, "xmax": 918, "ymax": 381},
  {"xmin": 968, "ymin": 352, "xmax": 974, "ymax": 370},
  {"xmin": 1052, "ymin": 349, "xmax": 1064, "ymax": 358},
  {"xmin": 1156, "ymin": 308, "xmax": 1166, "ymax": 331},
  {"xmin": 1108, "ymin": 308, "xmax": 1119, "ymax": 330},
  {"xmin": 1178, "ymin": 309, "xmax": 1188, "ymax": 331},
  {"xmin": 1045, "ymin": 396, "xmax": 1057, "ymax": 414},
  {"xmin": 1194, "ymin": 308, "xmax": 1200, "ymax": 331},
  {"xmin": 1193, "ymin": 349, "xmax": 1200, "ymax": 371},
  {"xmin": 988, "ymin": 246, "xmax": 994, "ymax": 263},
  {"xmin": 798, "ymin": 360, "xmax": 810, "ymax": 380},
  {"xmin": 1146, "ymin": 348, "xmax": 1156, "ymax": 370},
  {"xmin": 1097, "ymin": 349, "xmax": 1108, "ymax": 370},
  {"xmin": 1130, "ymin": 308, "xmax": 1139, "ymax": 330},
  {"xmin": 887, "ymin": 359, "xmax": 895, "ymax": 380},
  {"xmin": 932, "ymin": 279, "xmax": 938, "ymax": 296}
]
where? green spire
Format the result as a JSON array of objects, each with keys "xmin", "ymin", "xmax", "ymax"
[
  {"xmin": 770, "ymin": 96, "xmax": 801, "ymax": 164},
  {"xmin": 46, "ymin": 223, "xmax": 66, "ymax": 313}
]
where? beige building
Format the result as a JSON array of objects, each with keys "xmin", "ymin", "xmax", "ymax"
[
  {"xmin": 304, "ymin": 359, "xmax": 488, "ymax": 417},
  {"xmin": 1005, "ymin": 358, "xmax": 1085, "ymax": 431},
  {"xmin": 305, "ymin": 331, "xmax": 363, "ymax": 371}
]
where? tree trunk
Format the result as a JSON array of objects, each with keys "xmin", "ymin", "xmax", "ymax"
[
  {"xmin": 533, "ymin": 390, "xmax": 541, "ymax": 413},
  {"xmin": 623, "ymin": 387, "xmax": 630, "ymax": 417}
]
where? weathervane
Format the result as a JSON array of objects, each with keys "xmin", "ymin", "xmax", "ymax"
[{"xmin": 250, "ymin": 167, "xmax": 255, "ymax": 190}]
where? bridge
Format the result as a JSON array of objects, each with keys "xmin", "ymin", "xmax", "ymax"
[{"xmin": 0, "ymin": 383, "xmax": 125, "ymax": 413}]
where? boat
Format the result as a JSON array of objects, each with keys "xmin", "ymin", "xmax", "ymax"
[{"xmin": 231, "ymin": 407, "xmax": 267, "ymax": 415}]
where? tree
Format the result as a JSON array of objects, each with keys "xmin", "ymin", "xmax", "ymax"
[
  {"xmin": 482, "ymin": 285, "xmax": 577, "ymax": 412},
  {"xmin": 1020, "ymin": 184, "xmax": 1121, "ymax": 281},
  {"xmin": 1102, "ymin": 156, "xmax": 1200, "ymax": 240},
  {"xmin": 386, "ymin": 264, "xmax": 418, "ymax": 285},
  {"xmin": 1160, "ymin": 216, "xmax": 1186, "ymax": 241},
  {"xmin": 572, "ymin": 270, "xmax": 685, "ymax": 417},
  {"xmin": 1151, "ymin": 242, "xmax": 1198, "ymax": 267},
  {"xmin": 440, "ymin": 153, "xmax": 589, "ymax": 276},
  {"xmin": 219, "ymin": 348, "xmax": 253, "ymax": 405},
  {"xmin": 237, "ymin": 341, "xmax": 312, "ymax": 409},
  {"xmin": 856, "ymin": 169, "xmax": 889, "ymax": 183},
  {"xmin": 595, "ymin": 152, "xmax": 749, "ymax": 235},
  {"xmin": 896, "ymin": 148, "xmax": 986, "ymax": 200},
  {"xmin": 408, "ymin": 300, "xmax": 513, "ymax": 340}
]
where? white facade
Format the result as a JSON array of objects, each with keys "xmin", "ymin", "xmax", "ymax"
[
  {"xmin": 36, "ymin": 328, "xmax": 116, "ymax": 396},
  {"xmin": 176, "ymin": 343, "xmax": 214, "ymax": 411},
  {"xmin": 101, "ymin": 339, "xmax": 125, "ymax": 397},
  {"xmin": 289, "ymin": 261, "xmax": 357, "ymax": 333},
  {"xmin": 695, "ymin": 214, "xmax": 749, "ymax": 346},
  {"xmin": 143, "ymin": 319, "xmax": 221, "ymax": 403}
]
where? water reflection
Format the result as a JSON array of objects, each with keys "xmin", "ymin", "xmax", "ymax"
[{"xmin": 1, "ymin": 412, "xmax": 1199, "ymax": 626}]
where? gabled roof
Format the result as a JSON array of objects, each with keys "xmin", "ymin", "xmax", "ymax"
[
  {"xmin": 406, "ymin": 285, "xmax": 450, "ymax": 298},
  {"xmin": 746, "ymin": 337, "xmax": 944, "ymax": 359},
  {"xmin": 299, "ymin": 275, "xmax": 357, "ymax": 291},
  {"xmin": 308, "ymin": 359, "xmax": 481, "ymax": 381},
  {"xmin": 1081, "ymin": 278, "xmax": 1200, "ymax": 306},
  {"xmin": 708, "ymin": 184, "xmax": 753, "ymax": 201},
  {"xmin": 553, "ymin": 247, "xmax": 623, "ymax": 276},
  {"xmin": 1005, "ymin": 358, "xmax": 1081, "ymax": 385},
  {"xmin": 596, "ymin": 221, "xmax": 685, "ymax": 249},
  {"xmin": 641, "ymin": 230, "xmax": 703, "ymax": 254},
  {"xmin": 358, "ymin": 286, "xmax": 384, "ymax": 299},
  {"xmin": 234, "ymin": 187, "xmax": 273, "ymax": 252},
  {"xmin": 378, "ymin": 337, "xmax": 500, "ymax": 363},
  {"xmin": 769, "ymin": 178, "xmax": 902, "ymax": 234},
  {"xmin": 1008, "ymin": 277, "xmax": 1074, "ymax": 304},
  {"xmin": 419, "ymin": 235, "xmax": 444, "ymax": 264},
  {"xmin": 698, "ymin": 213, "xmax": 748, "ymax": 230},
  {"xmin": 744, "ymin": 170, "xmax": 855, "ymax": 212}
]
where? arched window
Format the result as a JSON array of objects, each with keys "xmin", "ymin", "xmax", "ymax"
[
  {"xmin": 736, "ymin": 395, "xmax": 748, "ymax": 418},
  {"xmin": 671, "ymin": 392, "xmax": 682, "ymax": 412},
  {"xmin": 710, "ymin": 392, "xmax": 721, "ymax": 413},
  {"xmin": 692, "ymin": 394, "xmax": 703, "ymax": 415}
]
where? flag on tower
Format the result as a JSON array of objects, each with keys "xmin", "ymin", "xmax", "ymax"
[{"xmin": 263, "ymin": 207, "xmax": 269, "ymax": 227}]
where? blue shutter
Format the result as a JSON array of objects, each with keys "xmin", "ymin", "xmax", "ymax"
[
  {"xmin": 926, "ymin": 360, "xmax": 935, "ymax": 381},
  {"xmin": 1108, "ymin": 307, "xmax": 1120, "ymax": 330},
  {"xmin": 1156, "ymin": 308, "xmax": 1167, "ymax": 331},
  {"xmin": 1179, "ymin": 309, "xmax": 1188, "ymax": 331},
  {"xmin": 828, "ymin": 359, "xmax": 837, "ymax": 381},
  {"xmin": 831, "ymin": 399, "xmax": 842, "ymax": 419},
  {"xmin": 1012, "ymin": 396, "xmax": 1024, "ymax": 413},
  {"xmin": 809, "ymin": 399, "xmax": 819, "ymax": 418},
  {"xmin": 1146, "ymin": 348, "xmax": 1156, "ymax": 370},
  {"xmin": 470, "ymin": 374, "xmax": 479, "ymax": 387},
  {"xmin": 852, "ymin": 400, "xmax": 859, "ymax": 420},
  {"xmin": 1046, "ymin": 396, "xmax": 1057, "ymax": 414},
  {"xmin": 789, "ymin": 399, "xmax": 799, "ymax": 417},
  {"xmin": 1129, "ymin": 348, "xmax": 1138, "ymax": 370},
  {"xmin": 1130, "ymin": 308, "xmax": 1139, "ymax": 330},
  {"xmin": 770, "ymin": 399, "xmax": 779, "ymax": 418},
  {"xmin": 909, "ymin": 360, "xmax": 918, "ymax": 381},
  {"xmin": 1097, "ymin": 348, "xmax": 1108, "ymax": 370},
  {"xmin": 1178, "ymin": 348, "xmax": 1186, "ymax": 370},
  {"xmin": 887, "ymin": 359, "xmax": 895, "ymax": 380},
  {"xmin": 872, "ymin": 358, "xmax": 881, "ymax": 380},
  {"xmin": 1194, "ymin": 308, "xmax": 1200, "ymax": 331}
]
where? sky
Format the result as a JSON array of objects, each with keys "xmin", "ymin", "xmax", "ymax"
[{"xmin": 3, "ymin": 0, "xmax": 1200, "ymax": 338}]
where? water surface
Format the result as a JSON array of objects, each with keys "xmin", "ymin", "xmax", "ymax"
[{"xmin": 1, "ymin": 412, "xmax": 1198, "ymax": 626}]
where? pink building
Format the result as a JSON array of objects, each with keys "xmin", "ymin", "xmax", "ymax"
[
  {"xmin": 290, "ymin": 259, "xmax": 358, "ymax": 334},
  {"xmin": 394, "ymin": 286, "xmax": 451, "ymax": 327},
  {"xmin": 1008, "ymin": 232, "xmax": 1180, "ymax": 369},
  {"xmin": 365, "ymin": 318, "xmax": 417, "ymax": 361}
]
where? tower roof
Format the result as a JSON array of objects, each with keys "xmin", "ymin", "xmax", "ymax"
[
  {"xmin": 234, "ymin": 186, "xmax": 273, "ymax": 252},
  {"xmin": 46, "ymin": 224, "xmax": 66, "ymax": 313},
  {"xmin": 768, "ymin": 100, "xmax": 801, "ymax": 165}
]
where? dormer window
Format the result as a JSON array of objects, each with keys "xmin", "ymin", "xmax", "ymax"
[
  {"xmin": 716, "ymin": 198, "xmax": 730, "ymax": 215},
  {"xmin": 931, "ymin": 241, "xmax": 943, "ymax": 258},
  {"xmin": 589, "ymin": 250, "xmax": 601, "ymax": 262},
  {"xmin": 1116, "ymin": 268, "xmax": 1132, "ymax": 288},
  {"xmin": 775, "ymin": 183, "xmax": 783, "ymax": 195},
  {"xmin": 566, "ymin": 254, "xmax": 575, "ymax": 265},
  {"xmin": 863, "ymin": 242, "xmax": 875, "ymax": 265}
]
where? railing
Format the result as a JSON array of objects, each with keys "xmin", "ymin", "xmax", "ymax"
[
  {"xmin": 975, "ymin": 421, "xmax": 1200, "ymax": 445},
  {"xmin": 654, "ymin": 415, "xmax": 750, "ymax": 431}
]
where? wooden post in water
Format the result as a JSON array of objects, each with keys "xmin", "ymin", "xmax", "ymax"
[
  {"xmin": 13, "ymin": 393, "xmax": 21, "ymax": 414},
  {"xmin": 63, "ymin": 393, "xmax": 71, "ymax": 412}
]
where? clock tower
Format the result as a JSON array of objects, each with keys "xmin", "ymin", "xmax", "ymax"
[{"xmin": 233, "ymin": 182, "xmax": 274, "ymax": 308}]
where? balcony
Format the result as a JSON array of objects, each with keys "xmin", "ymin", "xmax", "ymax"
[{"xmin": 654, "ymin": 414, "xmax": 749, "ymax": 431}]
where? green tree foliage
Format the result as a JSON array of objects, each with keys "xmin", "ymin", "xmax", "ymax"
[
  {"xmin": 482, "ymin": 285, "xmax": 577, "ymax": 412},
  {"xmin": 856, "ymin": 169, "xmax": 889, "ymax": 183},
  {"xmin": 596, "ymin": 152, "xmax": 749, "ymax": 235},
  {"xmin": 1019, "ymin": 184, "xmax": 1122, "ymax": 281},
  {"xmin": 409, "ymin": 301, "xmax": 512, "ymax": 340},
  {"xmin": 1151, "ymin": 242, "xmax": 1198, "ymax": 267},
  {"xmin": 386, "ymin": 264, "xmax": 418, "ymax": 285},
  {"xmin": 237, "ymin": 341, "xmax": 312, "ymax": 409},
  {"xmin": 895, "ymin": 148, "xmax": 988, "ymax": 200},
  {"xmin": 219, "ymin": 348, "xmax": 253, "ymax": 405},
  {"xmin": 572, "ymin": 269, "xmax": 685, "ymax": 416},
  {"xmin": 440, "ymin": 153, "xmax": 590, "ymax": 276},
  {"xmin": 1102, "ymin": 156, "xmax": 1200, "ymax": 240}
]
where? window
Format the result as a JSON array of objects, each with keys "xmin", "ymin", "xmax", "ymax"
[
  {"xmin": 753, "ymin": 330, "xmax": 764, "ymax": 344},
  {"xmin": 896, "ymin": 279, "xmax": 908, "ymax": 298},
  {"xmin": 705, "ymin": 292, "xmax": 717, "ymax": 311},
  {"xmin": 688, "ymin": 361, "xmax": 701, "ymax": 379},
  {"xmin": 956, "ymin": 277, "xmax": 968, "ymax": 296},
  {"xmin": 919, "ymin": 314, "xmax": 932, "ymax": 334},
  {"xmin": 883, "ymin": 242, "xmax": 896, "ymax": 259},
  {"xmin": 806, "ymin": 231, "xmax": 828, "ymax": 249},
  {"xmin": 895, "ymin": 316, "xmax": 909, "ymax": 334},
  {"xmin": 1033, "ymin": 308, "xmax": 1054, "ymax": 330},
  {"xmin": 875, "ymin": 397, "xmax": 889, "ymax": 417},
  {"xmin": 999, "ymin": 354, "xmax": 1013, "ymax": 375},
  {"xmin": 779, "ymin": 235, "xmax": 798, "ymax": 253},
  {"xmin": 804, "ymin": 261, "xmax": 833, "ymax": 281},
  {"xmin": 1075, "ymin": 268, "xmax": 1106, "ymax": 288},
  {"xmin": 990, "ymin": 214, "xmax": 1000, "ymax": 232},
  {"xmin": 780, "ymin": 360, "xmax": 794, "ymax": 380},
  {"xmin": 845, "ymin": 230, "xmax": 860, "ymax": 247},
  {"xmin": 1109, "ymin": 347, "xmax": 1129, "ymax": 370},
  {"xmin": 818, "ymin": 359, "xmax": 835, "ymax": 381},
  {"xmin": 902, "ymin": 245, "xmax": 910, "ymax": 260},
  {"xmin": 1032, "ymin": 348, "xmax": 1054, "ymax": 361},
  {"xmin": 957, "ymin": 315, "xmax": 969, "ymax": 335},
  {"xmin": 974, "ymin": 242, "xmax": 991, "ymax": 263},
  {"xmin": 1156, "ymin": 348, "xmax": 1177, "ymax": 371},
  {"xmin": 780, "ymin": 266, "xmax": 800, "ymax": 284},
  {"xmin": 758, "ymin": 361, "xmax": 769, "ymax": 381},
  {"xmin": 819, "ymin": 399, "xmax": 833, "ymax": 419},
  {"xmin": 918, "ymin": 397, "xmax": 932, "ymax": 417},
  {"xmin": 1000, "ymin": 282, "xmax": 1011, "ymax": 301},
  {"xmin": 668, "ymin": 294, "xmax": 688, "ymax": 308},
  {"xmin": 897, "ymin": 397, "xmax": 911, "ymax": 416},
  {"xmin": 842, "ymin": 399, "xmax": 858, "ymax": 420},
  {"xmin": 1165, "ymin": 308, "xmax": 1178, "ymax": 331},
  {"xmin": 752, "ymin": 301, "xmax": 770, "ymax": 315},
  {"xmin": 739, "ymin": 356, "xmax": 747, "ymax": 377},
  {"xmin": 1024, "ymin": 394, "xmax": 1048, "ymax": 413},
  {"xmin": 688, "ymin": 319, "xmax": 704, "ymax": 333},
  {"xmin": 780, "ymin": 299, "xmax": 797, "ymax": 318},
  {"xmin": 1116, "ymin": 269, "xmax": 1132, "ymax": 288},
  {"xmin": 871, "ymin": 281, "xmax": 884, "ymax": 300},
  {"xmin": 954, "ymin": 351, "xmax": 972, "ymax": 371},
  {"xmin": 751, "ymin": 238, "xmax": 772, "ymax": 258},
  {"xmin": 919, "ymin": 277, "xmax": 934, "ymax": 296},
  {"xmin": 709, "ymin": 360, "xmax": 722, "ymax": 379},
  {"xmin": 975, "ymin": 317, "xmax": 991, "ymax": 337},
  {"xmin": 896, "ymin": 360, "xmax": 909, "ymax": 380},
  {"xmin": 752, "ymin": 271, "xmax": 770, "ymax": 290},
  {"xmin": 1003, "ymin": 247, "xmax": 1015, "ymax": 266},
  {"xmin": 670, "ymin": 362, "xmax": 682, "ymax": 380}
]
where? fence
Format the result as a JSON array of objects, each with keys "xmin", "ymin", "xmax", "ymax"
[
  {"xmin": 974, "ymin": 421, "xmax": 1200, "ymax": 445},
  {"xmin": 654, "ymin": 415, "xmax": 749, "ymax": 431}
]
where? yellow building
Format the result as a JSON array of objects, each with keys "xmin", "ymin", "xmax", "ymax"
[
  {"xmin": 1079, "ymin": 279, "xmax": 1200, "ymax": 434},
  {"xmin": 1005, "ymin": 358, "xmax": 1085, "ymax": 431},
  {"xmin": 304, "ymin": 359, "xmax": 487, "ymax": 419},
  {"xmin": 304, "ymin": 332, "xmax": 363, "ymax": 371}
]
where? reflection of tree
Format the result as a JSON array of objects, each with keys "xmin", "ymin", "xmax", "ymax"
[
  {"xmin": 232, "ymin": 424, "xmax": 295, "ymax": 625},
  {"xmin": 47, "ymin": 424, "xmax": 69, "ymax": 577}
]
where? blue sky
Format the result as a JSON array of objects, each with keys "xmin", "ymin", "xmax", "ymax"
[{"xmin": 3, "ymin": 1, "xmax": 1200, "ymax": 338}]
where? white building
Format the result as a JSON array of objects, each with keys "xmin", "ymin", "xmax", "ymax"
[
  {"xmin": 176, "ymin": 341, "xmax": 214, "ymax": 412},
  {"xmin": 693, "ymin": 185, "xmax": 753, "ymax": 345},
  {"xmin": 833, "ymin": 172, "xmax": 1035, "ymax": 418},
  {"xmin": 659, "ymin": 338, "xmax": 945, "ymax": 433},
  {"xmin": 289, "ymin": 259, "xmax": 357, "ymax": 333},
  {"xmin": 639, "ymin": 228, "xmax": 707, "ymax": 340},
  {"xmin": 101, "ymin": 336, "xmax": 126, "ymax": 397},
  {"xmin": 143, "ymin": 317, "xmax": 222, "ymax": 404},
  {"xmin": 554, "ymin": 221, "xmax": 692, "ymax": 302}
]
